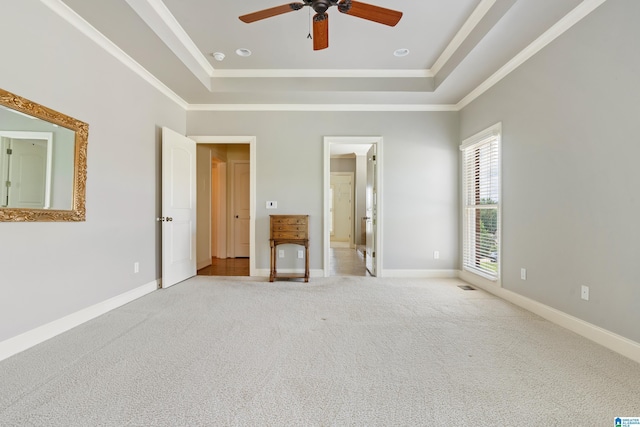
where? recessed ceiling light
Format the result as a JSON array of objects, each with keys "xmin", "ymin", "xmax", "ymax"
[
  {"xmin": 211, "ymin": 52, "xmax": 225, "ymax": 61},
  {"xmin": 394, "ymin": 48, "xmax": 410, "ymax": 57},
  {"xmin": 236, "ymin": 48, "xmax": 252, "ymax": 57}
]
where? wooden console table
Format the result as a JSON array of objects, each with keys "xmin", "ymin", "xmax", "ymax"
[{"xmin": 270, "ymin": 215, "xmax": 309, "ymax": 282}]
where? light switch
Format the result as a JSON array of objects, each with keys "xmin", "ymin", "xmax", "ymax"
[{"xmin": 581, "ymin": 285, "xmax": 589, "ymax": 301}]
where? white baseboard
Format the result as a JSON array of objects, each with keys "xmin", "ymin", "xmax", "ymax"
[
  {"xmin": 0, "ymin": 280, "xmax": 158, "ymax": 362},
  {"xmin": 382, "ymin": 269, "xmax": 459, "ymax": 278},
  {"xmin": 254, "ymin": 269, "xmax": 459, "ymax": 279},
  {"xmin": 459, "ymin": 270, "xmax": 640, "ymax": 364}
]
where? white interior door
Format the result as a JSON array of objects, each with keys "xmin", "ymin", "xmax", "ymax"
[
  {"xmin": 162, "ymin": 127, "xmax": 197, "ymax": 288},
  {"xmin": 330, "ymin": 173, "xmax": 353, "ymax": 246},
  {"xmin": 1, "ymin": 133, "xmax": 53, "ymax": 209},
  {"xmin": 8, "ymin": 139, "xmax": 48, "ymax": 209},
  {"xmin": 232, "ymin": 161, "xmax": 250, "ymax": 257},
  {"xmin": 365, "ymin": 145, "xmax": 376, "ymax": 275}
]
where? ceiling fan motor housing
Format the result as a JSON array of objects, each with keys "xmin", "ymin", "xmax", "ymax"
[{"xmin": 308, "ymin": 0, "xmax": 339, "ymax": 15}]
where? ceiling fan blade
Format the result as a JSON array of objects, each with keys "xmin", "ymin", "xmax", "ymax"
[
  {"xmin": 338, "ymin": 0, "xmax": 402, "ymax": 26},
  {"xmin": 239, "ymin": 3, "xmax": 305, "ymax": 23},
  {"xmin": 313, "ymin": 13, "xmax": 329, "ymax": 50}
]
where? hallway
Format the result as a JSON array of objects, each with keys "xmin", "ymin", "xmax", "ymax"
[{"xmin": 329, "ymin": 247, "xmax": 371, "ymax": 277}]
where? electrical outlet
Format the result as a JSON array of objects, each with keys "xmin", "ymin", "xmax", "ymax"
[
  {"xmin": 134, "ymin": 262, "xmax": 139, "ymax": 274},
  {"xmin": 433, "ymin": 251, "xmax": 440, "ymax": 260},
  {"xmin": 298, "ymin": 250, "xmax": 304, "ymax": 259},
  {"xmin": 266, "ymin": 201, "xmax": 277, "ymax": 209},
  {"xmin": 278, "ymin": 250, "xmax": 284, "ymax": 258},
  {"xmin": 520, "ymin": 268, "xmax": 527, "ymax": 280},
  {"xmin": 581, "ymin": 285, "xmax": 589, "ymax": 301}
]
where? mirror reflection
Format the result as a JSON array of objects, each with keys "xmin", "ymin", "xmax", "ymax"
[
  {"xmin": 0, "ymin": 88, "xmax": 88, "ymax": 222},
  {"xmin": 0, "ymin": 108, "xmax": 76, "ymax": 210}
]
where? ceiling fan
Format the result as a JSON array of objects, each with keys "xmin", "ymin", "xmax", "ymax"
[{"xmin": 239, "ymin": 0, "xmax": 403, "ymax": 51}]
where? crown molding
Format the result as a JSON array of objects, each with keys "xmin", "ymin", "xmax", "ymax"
[
  {"xmin": 431, "ymin": 0, "xmax": 496, "ymax": 76},
  {"xmin": 456, "ymin": 0, "xmax": 609, "ymax": 110},
  {"xmin": 211, "ymin": 69, "xmax": 433, "ymax": 78},
  {"xmin": 187, "ymin": 104, "xmax": 458, "ymax": 112},
  {"xmin": 125, "ymin": 0, "xmax": 214, "ymax": 89},
  {"xmin": 40, "ymin": 0, "xmax": 188, "ymax": 109}
]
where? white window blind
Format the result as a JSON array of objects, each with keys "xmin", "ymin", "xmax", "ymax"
[{"xmin": 461, "ymin": 123, "xmax": 501, "ymax": 279}]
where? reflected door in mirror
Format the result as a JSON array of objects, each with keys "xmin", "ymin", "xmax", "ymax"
[{"xmin": 1, "ymin": 137, "xmax": 48, "ymax": 208}]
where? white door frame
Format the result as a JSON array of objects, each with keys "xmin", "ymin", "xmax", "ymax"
[
  {"xmin": 190, "ymin": 135, "xmax": 256, "ymax": 277},
  {"xmin": 211, "ymin": 161, "xmax": 227, "ymax": 259},
  {"xmin": 323, "ymin": 136, "xmax": 383, "ymax": 277}
]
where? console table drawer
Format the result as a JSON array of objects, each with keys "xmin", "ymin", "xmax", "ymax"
[
  {"xmin": 272, "ymin": 218, "xmax": 307, "ymax": 225},
  {"xmin": 273, "ymin": 224, "xmax": 306, "ymax": 231},
  {"xmin": 272, "ymin": 231, "xmax": 307, "ymax": 239}
]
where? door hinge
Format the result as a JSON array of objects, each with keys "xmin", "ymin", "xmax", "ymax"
[
  {"xmin": 372, "ymin": 251, "xmax": 376, "ymax": 257},
  {"xmin": 6, "ymin": 148, "xmax": 12, "ymax": 155},
  {"xmin": 372, "ymin": 155, "xmax": 376, "ymax": 161},
  {"xmin": 5, "ymin": 181, "xmax": 10, "ymax": 188}
]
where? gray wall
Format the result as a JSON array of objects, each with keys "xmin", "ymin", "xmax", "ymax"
[
  {"xmin": 0, "ymin": 1, "xmax": 185, "ymax": 342},
  {"xmin": 460, "ymin": 0, "xmax": 640, "ymax": 342},
  {"xmin": 187, "ymin": 111, "xmax": 460, "ymax": 273}
]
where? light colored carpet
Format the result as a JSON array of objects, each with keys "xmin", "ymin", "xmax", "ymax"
[{"xmin": 0, "ymin": 276, "xmax": 639, "ymax": 426}]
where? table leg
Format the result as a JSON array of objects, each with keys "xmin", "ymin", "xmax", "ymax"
[
  {"xmin": 304, "ymin": 242, "xmax": 310, "ymax": 282},
  {"xmin": 270, "ymin": 240, "xmax": 275, "ymax": 282}
]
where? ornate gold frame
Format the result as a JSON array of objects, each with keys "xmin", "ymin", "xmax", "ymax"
[{"xmin": 0, "ymin": 88, "xmax": 88, "ymax": 221}]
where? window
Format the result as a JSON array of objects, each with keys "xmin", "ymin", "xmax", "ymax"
[{"xmin": 461, "ymin": 123, "xmax": 501, "ymax": 279}]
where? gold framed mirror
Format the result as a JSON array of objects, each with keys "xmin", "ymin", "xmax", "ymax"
[{"xmin": 0, "ymin": 88, "xmax": 88, "ymax": 221}]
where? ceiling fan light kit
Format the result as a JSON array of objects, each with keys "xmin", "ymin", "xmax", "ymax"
[{"xmin": 239, "ymin": 0, "xmax": 402, "ymax": 51}]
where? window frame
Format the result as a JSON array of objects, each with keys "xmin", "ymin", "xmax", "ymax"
[{"xmin": 460, "ymin": 123, "xmax": 502, "ymax": 281}]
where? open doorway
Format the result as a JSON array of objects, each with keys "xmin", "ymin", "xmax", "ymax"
[
  {"xmin": 191, "ymin": 136, "xmax": 256, "ymax": 277},
  {"xmin": 324, "ymin": 137, "xmax": 383, "ymax": 277}
]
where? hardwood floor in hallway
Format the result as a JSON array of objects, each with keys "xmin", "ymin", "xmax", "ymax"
[{"xmin": 198, "ymin": 258, "xmax": 249, "ymax": 276}]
